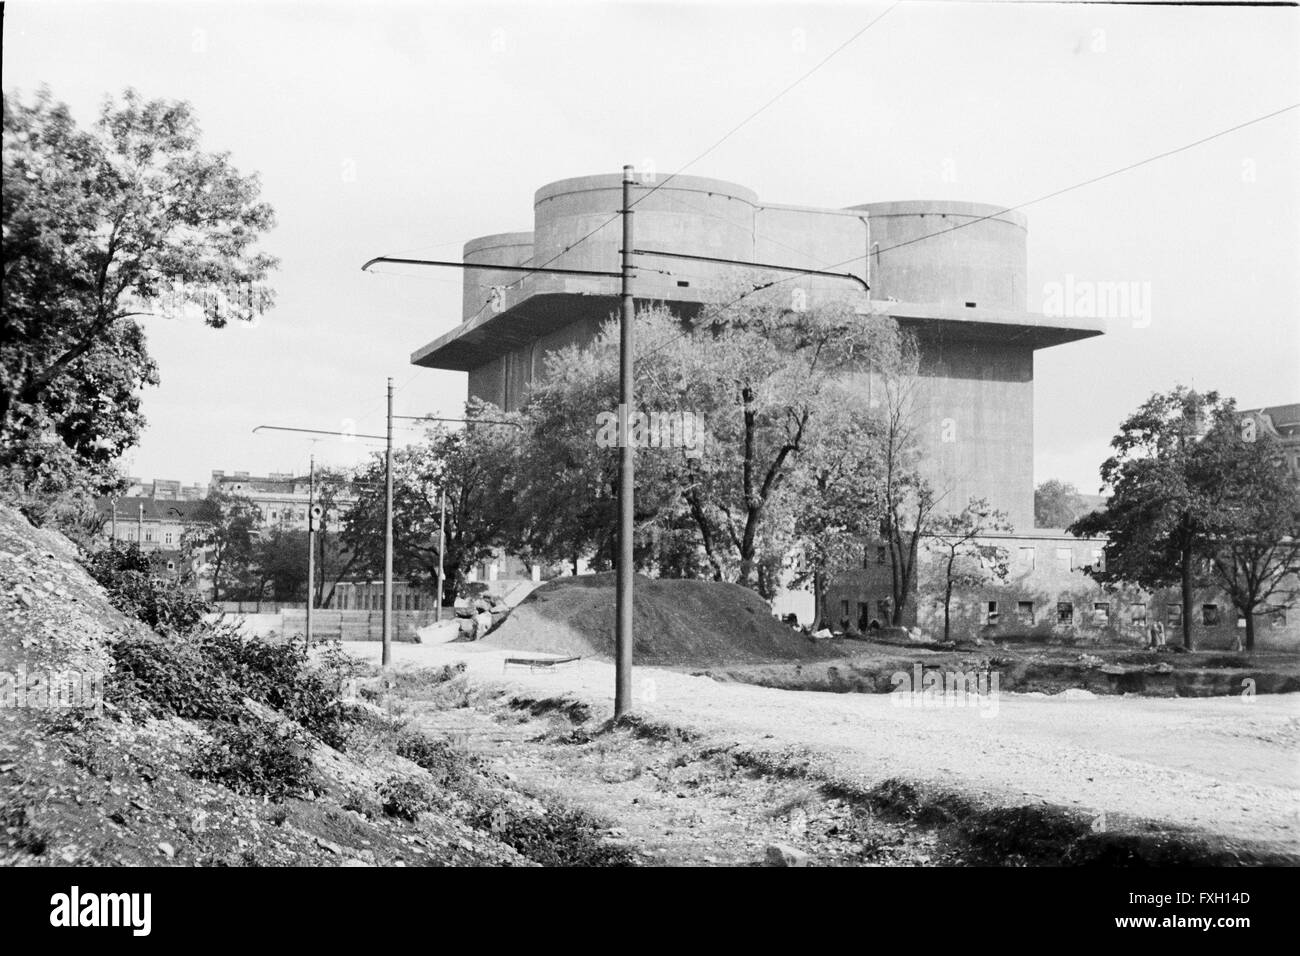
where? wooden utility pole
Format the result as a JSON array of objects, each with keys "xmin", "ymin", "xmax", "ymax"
[
  {"xmin": 436, "ymin": 485, "xmax": 446, "ymax": 623},
  {"xmin": 615, "ymin": 164, "xmax": 635, "ymax": 717},
  {"xmin": 360, "ymin": 191, "xmax": 633, "ymax": 707},
  {"xmin": 382, "ymin": 377, "xmax": 394, "ymax": 667},
  {"xmin": 306, "ymin": 454, "xmax": 315, "ymax": 644}
]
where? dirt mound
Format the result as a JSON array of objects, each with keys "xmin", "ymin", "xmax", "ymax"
[
  {"xmin": 0, "ymin": 505, "xmax": 525, "ymax": 867},
  {"xmin": 483, "ymin": 573, "xmax": 842, "ymax": 666}
]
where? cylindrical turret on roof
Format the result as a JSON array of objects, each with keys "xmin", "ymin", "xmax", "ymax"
[{"xmin": 846, "ymin": 200, "xmax": 1028, "ymax": 311}]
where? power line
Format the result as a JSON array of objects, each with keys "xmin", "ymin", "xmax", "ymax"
[
  {"xmin": 647, "ymin": 99, "xmax": 1300, "ymax": 337},
  {"xmin": 499, "ymin": 3, "xmax": 900, "ymax": 293},
  {"xmin": 820, "ymin": 101, "xmax": 1300, "ymax": 274},
  {"xmin": 629, "ymin": 2, "xmax": 901, "ymax": 214}
]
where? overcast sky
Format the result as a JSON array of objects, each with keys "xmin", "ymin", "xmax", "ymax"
[{"xmin": 5, "ymin": 0, "xmax": 1297, "ymax": 494}]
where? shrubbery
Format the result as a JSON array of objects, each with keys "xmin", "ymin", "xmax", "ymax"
[
  {"xmin": 90, "ymin": 541, "xmax": 363, "ymax": 800},
  {"xmin": 106, "ymin": 624, "xmax": 357, "ymax": 744},
  {"xmin": 473, "ymin": 803, "xmax": 635, "ymax": 867},
  {"xmin": 196, "ymin": 629, "xmax": 357, "ymax": 749},
  {"xmin": 107, "ymin": 628, "xmax": 247, "ymax": 722},
  {"xmin": 103, "ymin": 625, "xmax": 360, "ymax": 798},
  {"xmin": 190, "ymin": 720, "xmax": 319, "ymax": 800},
  {"xmin": 84, "ymin": 543, "xmax": 211, "ymax": 635},
  {"xmin": 395, "ymin": 732, "xmax": 476, "ymax": 789},
  {"xmin": 378, "ymin": 776, "xmax": 436, "ymax": 821}
]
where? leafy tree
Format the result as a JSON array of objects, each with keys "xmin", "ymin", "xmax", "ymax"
[
  {"xmin": 342, "ymin": 405, "xmax": 516, "ymax": 606},
  {"xmin": 1071, "ymin": 387, "xmax": 1227, "ymax": 649},
  {"xmin": 84, "ymin": 541, "xmax": 212, "ymax": 635},
  {"xmin": 496, "ymin": 293, "xmax": 907, "ymax": 603},
  {"xmin": 673, "ymin": 289, "xmax": 891, "ymax": 593},
  {"xmin": 186, "ymin": 492, "xmax": 261, "ymax": 601},
  {"xmin": 924, "ymin": 498, "xmax": 1013, "ymax": 641},
  {"xmin": 785, "ymin": 384, "xmax": 886, "ymax": 625},
  {"xmin": 251, "ymin": 527, "xmax": 309, "ymax": 604},
  {"xmin": 1, "ymin": 87, "xmax": 276, "ymax": 506},
  {"xmin": 864, "ymin": 328, "xmax": 946, "ymax": 626},
  {"xmin": 309, "ymin": 466, "xmax": 360, "ymax": 609},
  {"xmin": 1195, "ymin": 409, "xmax": 1300, "ymax": 651},
  {"xmin": 1034, "ymin": 479, "xmax": 1087, "ymax": 529},
  {"xmin": 507, "ymin": 310, "xmax": 698, "ymax": 575}
]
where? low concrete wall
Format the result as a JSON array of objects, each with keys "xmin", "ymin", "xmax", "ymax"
[
  {"xmin": 214, "ymin": 601, "xmax": 306, "ymax": 614},
  {"xmin": 208, "ymin": 609, "xmax": 436, "ymax": 642}
]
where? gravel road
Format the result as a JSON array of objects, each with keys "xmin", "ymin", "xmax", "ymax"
[{"xmin": 346, "ymin": 641, "xmax": 1300, "ymax": 855}]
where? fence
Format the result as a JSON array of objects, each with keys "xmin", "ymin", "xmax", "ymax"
[
  {"xmin": 283, "ymin": 610, "xmax": 437, "ymax": 642},
  {"xmin": 215, "ymin": 601, "xmax": 306, "ymax": 614},
  {"xmin": 210, "ymin": 608, "xmax": 439, "ymax": 642}
]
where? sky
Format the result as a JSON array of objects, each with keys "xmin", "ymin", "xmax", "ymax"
[{"xmin": 4, "ymin": 0, "xmax": 1298, "ymax": 495}]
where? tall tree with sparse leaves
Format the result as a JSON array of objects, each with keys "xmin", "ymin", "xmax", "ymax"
[
  {"xmin": 186, "ymin": 492, "xmax": 261, "ymax": 602},
  {"xmin": 343, "ymin": 405, "xmax": 517, "ymax": 606},
  {"xmin": 924, "ymin": 498, "xmax": 1013, "ymax": 642}
]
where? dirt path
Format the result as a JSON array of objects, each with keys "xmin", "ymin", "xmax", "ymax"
[
  {"xmin": 408, "ymin": 696, "xmax": 952, "ymax": 866},
  {"xmin": 346, "ymin": 641, "xmax": 1300, "ymax": 857}
]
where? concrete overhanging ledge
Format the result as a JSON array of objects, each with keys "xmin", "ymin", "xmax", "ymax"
[{"xmin": 410, "ymin": 294, "xmax": 1105, "ymax": 372}]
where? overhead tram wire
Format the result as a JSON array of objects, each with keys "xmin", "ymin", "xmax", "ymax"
[
  {"xmin": 363, "ymin": 7, "xmax": 899, "ymax": 322},
  {"xmin": 492, "ymin": 3, "xmax": 901, "ymax": 295},
  {"xmin": 625, "ymin": 2, "xmax": 901, "ymax": 215},
  {"xmin": 635, "ymin": 100, "xmax": 1300, "ymax": 362},
  {"xmin": 759, "ymin": 101, "xmax": 1300, "ymax": 292}
]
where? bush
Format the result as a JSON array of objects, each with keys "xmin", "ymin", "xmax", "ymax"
[
  {"xmin": 394, "ymin": 732, "xmax": 475, "ymax": 788},
  {"xmin": 105, "ymin": 621, "xmax": 359, "ymax": 750},
  {"xmin": 106, "ymin": 629, "xmax": 246, "ymax": 722},
  {"xmin": 474, "ymin": 803, "xmax": 635, "ymax": 867},
  {"xmin": 199, "ymin": 630, "xmax": 354, "ymax": 749},
  {"xmin": 378, "ymin": 776, "xmax": 436, "ymax": 821},
  {"xmin": 85, "ymin": 543, "xmax": 212, "ymax": 635},
  {"xmin": 190, "ymin": 720, "xmax": 319, "ymax": 801}
]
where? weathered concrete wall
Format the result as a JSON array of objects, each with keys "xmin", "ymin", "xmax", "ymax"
[
  {"xmin": 846, "ymin": 200, "xmax": 1028, "ymax": 310},
  {"xmin": 429, "ymin": 175, "xmax": 1103, "ymax": 561},
  {"xmin": 468, "ymin": 313, "xmax": 1036, "ymax": 530},
  {"xmin": 520, "ymin": 174, "xmax": 758, "ymax": 309},
  {"xmin": 466, "ymin": 314, "xmax": 608, "ymax": 408},
  {"xmin": 467, "ymin": 357, "xmax": 506, "ymax": 409},
  {"xmin": 462, "ymin": 231, "xmax": 534, "ymax": 320},
  {"xmin": 913, "ymin": 335, "xmax": 1035, "ymax": 531}
]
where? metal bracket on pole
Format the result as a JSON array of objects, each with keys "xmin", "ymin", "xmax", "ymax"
[{"xmin": 361, "ymin": 256, "xmax": 622, "ymax": 279}]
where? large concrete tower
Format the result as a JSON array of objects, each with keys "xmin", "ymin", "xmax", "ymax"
[{"xmin": 411, "ymin": 174, "xmax": 1103, "ymax": 531}]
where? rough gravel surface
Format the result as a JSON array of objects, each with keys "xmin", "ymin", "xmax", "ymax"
[{"xmin": 349, "ymin": 640, "xmax": 1300, "ymax": 858}]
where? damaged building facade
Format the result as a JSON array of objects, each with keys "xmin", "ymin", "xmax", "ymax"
[{"xmin": 411, "ymin": 173, "xmax": 1297, "ymax": 650}]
